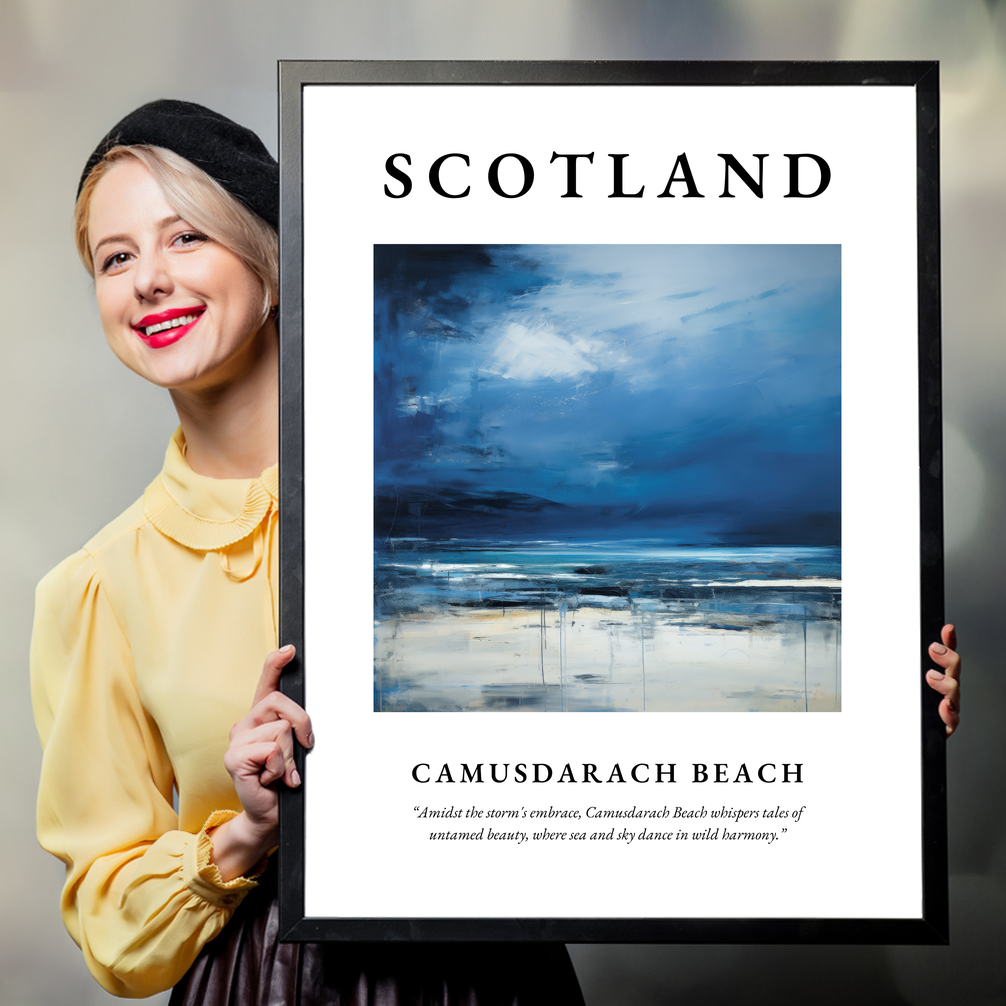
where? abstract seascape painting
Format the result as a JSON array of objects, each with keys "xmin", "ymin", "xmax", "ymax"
[{"xmin": 374, "ymin": 244, "xmax": 841, "ymax": 713}]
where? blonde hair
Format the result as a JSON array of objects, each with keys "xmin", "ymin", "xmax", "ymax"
[{"xmin": 75, "ymin": 145, "xmax": 278, "ymax": 322}]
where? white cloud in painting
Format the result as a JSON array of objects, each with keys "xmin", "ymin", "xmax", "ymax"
[{"xmin": 479, "ymin": 322, "xmax": 598, "ymax": 381}]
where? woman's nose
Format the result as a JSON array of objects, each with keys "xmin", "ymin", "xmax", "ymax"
[{"xmin": 133, "ymin": 249, "xmax": 173, "ymax": 302}]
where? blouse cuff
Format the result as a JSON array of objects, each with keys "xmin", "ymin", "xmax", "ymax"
[{"xmin": 183, "ymin": 810, "xmax": 269, "ymax": 909}]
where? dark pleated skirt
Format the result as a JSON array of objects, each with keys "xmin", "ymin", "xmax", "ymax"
[{"xmin": 169, "ymin": 869, "xmax": 585, "ymax": 1006}]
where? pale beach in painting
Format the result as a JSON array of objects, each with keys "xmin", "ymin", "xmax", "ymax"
[{"xmin": 375, "ymin": 602, "xmax": 841, "ymax": 712}]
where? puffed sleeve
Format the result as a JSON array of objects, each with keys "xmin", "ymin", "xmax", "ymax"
[{"xmin": 31, "ymin": 549, "xmax": 261, "ymax": 998}]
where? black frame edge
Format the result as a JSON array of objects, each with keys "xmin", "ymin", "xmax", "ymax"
[
  {"xmin": 915, "ymin": 61, "xmax": 949, "ymax": 945},
  {"xmin": 278, "ymin": 58, "xmax": 307, "ymax": 939},
  {"xmin": 278, "ymin": 917, "xmax": 946, "ymax": 946},
  {"xmin": 275, "ymin": 58, "xmax": 936, "ymax": 87}
]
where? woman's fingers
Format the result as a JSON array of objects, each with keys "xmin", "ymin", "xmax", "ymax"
[
  {"xmin": 928, "ymin": 630, "xmax": 961, "ymax": 682},
  {"xmin": 219, "ymin": 646, "xmax": 309, "ymax": 845},
  {"xmin": 223, "ymin": 644, "xmax": 311, "ymax": 813},
  {"xmin": 254, "ymin": 691, "xmax": 314, "ymax": 749},
  {"xmin": 925, "ymin": 682, "xmax": 961, "ymax": 736},
  {"xmin": 224, "ymin": 738, "xmax": 287, "ymax": 788},
  {"xmin": 242, "ymin": 644, "xmax": 314, "ymax": 749},
  {"xmin": 925, "ymin": 668, "xmax": 960, "ymax": 736},
  {"xmin": 232, "ymin": 689, "xmax": 314, "ymax": 750},
  {"xmin": 230, "ymin": 719, "xmax": 302, "ymax": 788},
  {"xmin": 941, "ymin": 623, "xmax": 958, "ymax": 653},
  {"xmin": 259, "ymin": 742, "xmax": 289, "ymax": 788},
  {"xmin": 925, "ymin": 667, "xmax": 959, "ymax": 703},
  {"xmin": 927, "ymin": 623, "xmax": 961, "ymax": 737},
  {"xmin": 252, "ymin": 644, "xmax": 297, "ymax": 707}
]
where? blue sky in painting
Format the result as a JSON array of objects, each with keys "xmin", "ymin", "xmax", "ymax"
[{"xmin": 374, "ymin": 244, "xmax": 840, "ymax": 545}]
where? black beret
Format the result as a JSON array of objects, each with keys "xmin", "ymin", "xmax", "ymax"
[{"xmin": 78, "ymin": 99, "xmax": 278, "ymax": 228}]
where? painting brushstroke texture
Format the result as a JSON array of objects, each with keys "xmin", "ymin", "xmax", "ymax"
[{"xmin": 373, "ymin": 245, "xmax": 841, "ymax": 712}]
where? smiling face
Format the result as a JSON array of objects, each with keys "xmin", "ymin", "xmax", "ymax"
[{"xmin": 87, "ymin": 158, "xmax": 272, "ymax": 393}]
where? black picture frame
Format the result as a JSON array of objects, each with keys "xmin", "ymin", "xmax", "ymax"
[{"xmin": 277, "ymin": 60, "xmax": 945, "ymax": 944}]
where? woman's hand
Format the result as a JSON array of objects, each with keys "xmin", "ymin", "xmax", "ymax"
[
  {"xmin": 209, "ymin": 645, "xmax": 314, "ymax": 881},
  {"xmin": 926, "ymin": 624, "xmax": 961, "ymax": 738}
]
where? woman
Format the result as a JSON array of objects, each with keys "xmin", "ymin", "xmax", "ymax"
[{"xmin": 31, "ymin": 100, "xmax": 586, "ymax": 1003}]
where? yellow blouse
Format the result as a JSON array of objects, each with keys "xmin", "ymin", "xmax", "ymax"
[{"xmin": 31, "ymin": 428, "xmax": 279, "ymax": 998}]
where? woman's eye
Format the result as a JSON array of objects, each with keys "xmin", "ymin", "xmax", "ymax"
[
  {"xmin": 101, "ymin": 251, "xmax": 132, "ymax": 273},
  {"xmin": 173, "ymin": 231, "xmax": 208, "ymax": 248}
]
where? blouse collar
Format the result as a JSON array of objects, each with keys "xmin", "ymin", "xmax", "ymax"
[{"xmin": 143, "ymin": 428, "xmax": 278, "ymax": 551}]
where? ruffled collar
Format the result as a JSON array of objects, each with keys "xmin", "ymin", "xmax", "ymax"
[{"xmin": 143, "ymin": 428, "xmax": 278, "ymax": 551}]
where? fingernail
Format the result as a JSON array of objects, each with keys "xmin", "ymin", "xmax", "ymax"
[
  {"xmin": 306, "ymin": 732, "xmax": 315, "ymax": 748},
  {"xmin": 931, "ymin": 643, "xmax": 947, "ymax": 655},
  {"xmin": 292, "ymin": 768, "xmax": 301, "ymax": 787},
  {"xmin": 280, "ymin": 644, "xmax": 295, "ymax": 654},
  {"xmin": 928, "ymin": 669, "xmax": 944, "ymax": 680}
]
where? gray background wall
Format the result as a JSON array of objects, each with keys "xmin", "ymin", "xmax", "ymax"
[{"xmin": 1, "ymin": 2, "xmax": 1002, "ymax": 1003}]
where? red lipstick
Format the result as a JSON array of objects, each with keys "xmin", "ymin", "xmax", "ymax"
[{"xmin": 132, "ymin": 306, "xmax": 206, "ymax": 349}]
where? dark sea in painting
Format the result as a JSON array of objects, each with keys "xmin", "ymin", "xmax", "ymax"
[{"xmin": 373, "ymin": 244, "xmax": 842, "ymax": 712}]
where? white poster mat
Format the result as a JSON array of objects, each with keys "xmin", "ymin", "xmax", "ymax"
[{"xmin": 301, "ymin": 84, "xmax": 919, "ymax": 920}]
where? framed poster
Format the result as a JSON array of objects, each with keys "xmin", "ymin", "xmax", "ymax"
[{"xmin": 277, "ymin": 61, "xmax": 946, "ymax": 943}]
